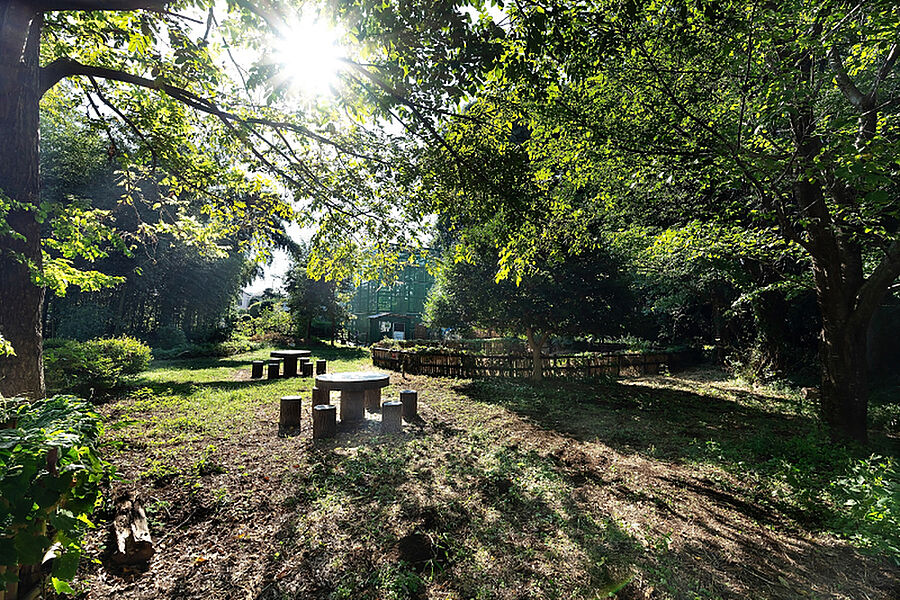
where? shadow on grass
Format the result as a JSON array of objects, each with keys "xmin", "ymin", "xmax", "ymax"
[
  {"xmin": 452, "ymin": 377, "xmax": 899, "ymax": 534},
  {"xmin": 252, "ymin": 434, "xmax": 640, "ymax": 600},
  {"xmin": 149, "ymin": 345, "xmax": 368, "ymax": 372}
]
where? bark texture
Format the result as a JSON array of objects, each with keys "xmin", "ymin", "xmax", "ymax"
[{"xmin": 0, "ymin": 2, "xmax": 44, "ymax": 399}]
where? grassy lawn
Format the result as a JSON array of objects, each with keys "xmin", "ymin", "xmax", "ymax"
[{"xmin": 75, "ymin": 346, "xmax": 898, "ymax": 600}]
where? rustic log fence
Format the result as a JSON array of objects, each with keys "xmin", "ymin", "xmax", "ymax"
[{"xmin": 372, "ymin": 347, "xmax": 699, "ymax": 379}]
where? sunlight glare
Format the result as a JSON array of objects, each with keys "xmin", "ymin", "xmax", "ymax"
[{"xmin": 274, "ymin": 10, "xmax": 345, "ymax": 96}]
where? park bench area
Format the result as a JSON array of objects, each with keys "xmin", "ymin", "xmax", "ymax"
[{"xmin": 50, "ymin": 346, "xmax": 897, "ymax": 600}]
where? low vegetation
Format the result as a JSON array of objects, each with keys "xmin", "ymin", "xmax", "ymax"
[
  {"xmin": 0, "ymin": 396, "xmax": 107, "ymax": 595},
  {"xmin": 44, "ymin": 337, "xmax": 152, "ymax": 397},
  {"xmin": 65, "ymin": 348, "xmax": 897, "ymax": 600}
]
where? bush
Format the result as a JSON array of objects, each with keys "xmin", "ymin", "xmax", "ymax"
[
  {"xmin": 44, "ymin": 336, "xmax": 152, "ymax": 396},
  {"xmin": 0, "ymin": 396, "xmax": 108, "ymax": 594},
  {"xmin": 829, "ymin": 455, "xmax": 900, "ymax": 559},
  {"xmin": 152, "ymin": 325, "xmax": 187, "ymax": 350},
  {"xmin": 235, "ymin": 306, "xmax": 293, "ymax": 340}
]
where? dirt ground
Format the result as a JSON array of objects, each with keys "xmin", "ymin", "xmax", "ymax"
[{"xmin": 71, "ymin": 359, "xmax": 898, "ymax": 600}]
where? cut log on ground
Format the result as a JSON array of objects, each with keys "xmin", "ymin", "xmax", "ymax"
[
  {"xmin": 381, "ymin": 400, "xmax": 402, "ymax": 433},
  {"xmin": 110, "ymin": 492, "xmax": 155, "ymax": 566},
  {"xmin": 315, "ymin": 359, "xmax": 326, "ymax": 374},
  {"xmin": 313, "ymin": 404, "xmax": 337, "ymax": 439},
  {"xmin": 400, "ymin": 390, "xmax": 418, "ymax": 421}
]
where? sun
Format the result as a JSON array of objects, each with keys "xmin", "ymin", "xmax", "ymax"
[{"xmin": 273, "ymin": 9, "xmax": 346, "ymax": 96}]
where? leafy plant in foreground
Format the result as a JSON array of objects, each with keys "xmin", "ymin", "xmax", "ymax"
[{"xmin": 0, "ymin": 396, "xmax": 107, "ymax": 594}]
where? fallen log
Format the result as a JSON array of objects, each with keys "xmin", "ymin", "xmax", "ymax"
[{"xmin": 109, "ymin": 492, "xmax": 154, "ymax": 566}]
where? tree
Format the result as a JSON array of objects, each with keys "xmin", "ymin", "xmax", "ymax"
[
  {"xmin": 0, "ymin": 0, "xmax": 393, "ymax": 398},
  {"xmin": 284, "ymin": 244, "xmax": 350, "ymax": 343},
  {"xmin": 425, "ymin": 228, "xmax": 631, "ymax": 380},
  {"xmin": 510, "ymin": 0, "xmax": 900, "ymax": 442},
  {"xmin": 346, "ymin": 0, "xmax": 900, "ymax": 442}
]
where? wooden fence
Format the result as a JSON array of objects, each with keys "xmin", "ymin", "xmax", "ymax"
[{"xmin": 371, "ymin": 347, "xmax": 699, "ymax": 379}]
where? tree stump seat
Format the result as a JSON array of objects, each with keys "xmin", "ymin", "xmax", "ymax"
[{"xmin": 250, "ymin": 360, "xmax": 264, "ymax": 379}]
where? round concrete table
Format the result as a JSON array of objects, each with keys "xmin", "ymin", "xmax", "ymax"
[
  {"xmin": 315, "ymin": 371, "xmax": 390, "ymax": 423},
  {"xmin": 270, "ymin": 350, "xmax": 312, "ymax": 377}
]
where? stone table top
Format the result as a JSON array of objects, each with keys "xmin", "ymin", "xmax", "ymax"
[
  {"xmin": 315, "ymin": 371, "xmax": 391, "ymax": 392},
  {"xmin": 270, "ymin": 349, "xmax": 312, "ymax": 358}
]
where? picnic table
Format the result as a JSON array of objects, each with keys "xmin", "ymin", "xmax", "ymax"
[
  {"xmin": 270, "ymin": 349, "xmax": 312, "ymax": 377},
  {"xmin": 315, "ymin": 371, "xmax": 390, "ymax": 423}
]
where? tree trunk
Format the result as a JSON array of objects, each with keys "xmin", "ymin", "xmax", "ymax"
[
  {"xmin": 814, "ymin": 256, "xmax": 870, "ymax": 444},
  {"xmin": 524, "ymin": 327, "xmax": 549, "ymax": 381},
  {"xmin": 0, "ymin": 3, "xmax": 44, "ymax": 399},
  {"xmin": 799, "ymin": 176, "xmax": 881, "ymax": 444}
]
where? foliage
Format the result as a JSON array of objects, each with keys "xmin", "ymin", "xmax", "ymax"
[
  {"xmin": 0, "ymin": 332, "xmax": 13, "ymax": 358},
  {"xmin": 829, "ymin": 455, "xmax": 899, "ymax": 559},
  {"xmin": 39, "ymin": 122, "xmax": 261, "ymax": 344},
  {"xmin": 285, "ymin": 244, "xmax": 352, "ymax": 341},
  {"xmin": 234, "ymin": 306, "xmax": 294, "ymax": 342},
  {"xmin": 425, "ymin": 228, "xmax": 632, "ymax": 365},
  {"xmin": 44, "ymin": 336, "xmax": 151, "ymax": 396},
  {"xmin": 0, "ymin": 396, "xmax": 107, "ymax": 590}
]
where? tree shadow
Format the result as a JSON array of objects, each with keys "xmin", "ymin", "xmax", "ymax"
[
  {"xmin": 451, "ymin": 376, "xmax": 900, "ymax": 536},
  {"xmin": 249, "ymin": 433, "xmax": 641, "ymax": 599}
]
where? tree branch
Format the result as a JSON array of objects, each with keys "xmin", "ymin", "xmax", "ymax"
[
  {"xmin": 35, "ymin": 0, "xmax": 168, "ymax": 11},
  {"xmin": 827, "ymin": 47, "xmax": 867, "ymax": 110},
  {"xmin": 39, "ymin": 57, "xmax": 388, "ymax": 165},
  {"xmin": 869, "ymin": 42, "xmax": 898, "ymax": 100},
  {"xmin": 850, "ymin": 233, "xmax": 900, "ymax": 330}
]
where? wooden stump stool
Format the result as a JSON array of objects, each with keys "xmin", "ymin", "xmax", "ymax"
[
  {"xmin": 250, "ymin": 360, "xmax": 264, "ymax": 379},
  {"xmin": 267, "ymin": 359, "xmax": 281, "ymax": 379},
  {"xmin": 315, "ymin": 359, "xmax": 327, "ymax": 374},
  {"xmin": 365, "ymin": 387, "xmax": 382, "ymax": 412},
  {"xmin": 302, "ymin": 361, "xmax": 314, "ymax": 377},
  {"xmin": 400, "ymin": 390, "xmax": 418, "ymax": 421},
  {"xmin": 311, "ymin": 386, "xmax": 328, "ymax": 407},
  {"xmin": 313, "ymin": 404, "xmax": 337, "ymax": 439},
  {"xmin": 279, "ymin": 395, "xmax": 302, "ymax": 435},
  {"xmin": 381, "ymin": 401, "xmax": 402, "ymax": 433}
]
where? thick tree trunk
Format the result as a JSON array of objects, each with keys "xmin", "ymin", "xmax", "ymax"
[
  {"xmin": 814, "ymin": 257, "xmax": 870, "ymax": 444},
  {"xmin": 0, "ymin": 3, "xmax": 44, "ymax": 399},
  {"xmin": 801, "ymin": 178, "xmax": 880, "ymax": 444}
]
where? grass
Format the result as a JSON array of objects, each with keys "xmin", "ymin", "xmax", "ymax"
[{"xmin": 73, "ymin": 348, "xmax": 898, "ymax": 600}]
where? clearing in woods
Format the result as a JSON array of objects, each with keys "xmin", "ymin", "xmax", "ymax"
[{"xmin": 76, "ymin": 346, "xmax": 897, "ymax": 599}]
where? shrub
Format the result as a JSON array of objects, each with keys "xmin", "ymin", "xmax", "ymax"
[
  {"xmin": 44, "ymin": 336, "xmax": 152, "ymax": 396},
  {"xmin": 829, "ymin": 455, "xmax": 900, "ymax": 560},
  {"xmin": 0, "ymin": 396, "xmax": 108, "ymax": 594},
  {"xmin": 152, "ymin": 325, "xmax": 187, "ymax": 350}
]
